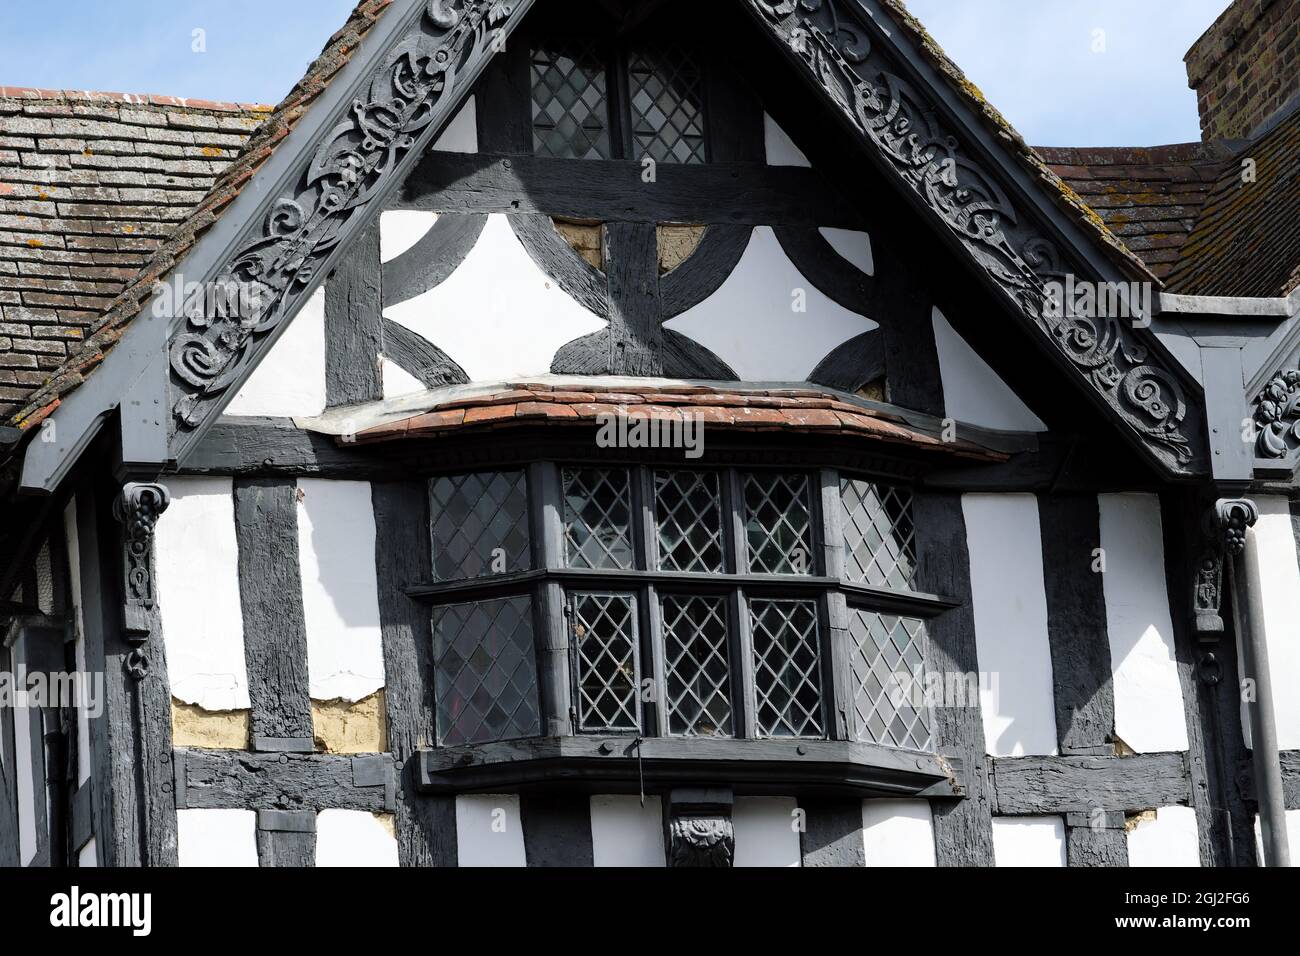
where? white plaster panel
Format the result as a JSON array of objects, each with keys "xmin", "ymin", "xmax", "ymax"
[
  {"xmin": 1128, "ymin": 806, "xmax": 1200, "ymax": 867},
  {"xmin": 991, "ymin": 816, "xmax": 1066, "ymax": 867},
  {"xmin": 384, "ymin": 213, "xmax": 605, "ymax": 383},
  {"xmin": 431, "ymin": 94, "xmax": 478, "ymax": 153},
  {"xmin": 665, "ymin": 226, "xmax": 877, "ymax": 381},
  {"xmin": 589, "ymin": 795, "xmax": 665, "ymax": 867},
  {"xmin": 77, "ymin": 836, "xmax": 98, "ymax": 868},
  {"xmin": 456, "ymin": 794, "xmax": 526, "ymax": 866},
  {"xmin": 13, "ymin": 634, "xmax": 38, "ymax": 866},
  {"xmin": 763, "ymin": 113, "xmax": 811, "ymax": 167},
  {"xmin": 820, "ymin": 227, "xmax": 874, "ymax": 277},
  {"xmin": 380, "ymin": 355, "xmax": 428, "ymax": 400},
  {"xmin": 381, "ymin": 210, "xmax": 439, "ymax": 264},
  {"xmin": 316, "ymin": 810, "xmax": 400, "ymax": 867},
  {"xmin": 861, "ymin": 799, "xmax": 936, "ymax": 867},
  {"xmin": 296, "ymin": 478, "xmax": 386, "ymax": 703},
  {"xmin": 932, "ymin": 307, "xmax": 1047, "ymax": 431},
  {"xmin": 177, "ymin": 809, "xmax": 258, "ymax": 867},
  {"xmin": 63, "ymin": 498, "xmax": 92, "ymax": 786},
  {"xmin": 733, "ymin": 796, "xmax": 801, "ymax": 867},
  {"xmin": 224, "ymin": 286, "xmax": 326, "ymax": 419},
  {"xmin": 962, "ymin": 493, "xmax": 1058, "ymax": 757},
  {"xmin": 1254, "ymin": 810, "xmax": 1300, "ymax": 866},
  {"xmin": 155, "ymin": 477, "xmax": 250, "ymax": 711},
  {"xmin": 1098, "ymin": 493, "xmax": 1189, "ymax": 753},
  {"xmin": 1247, "ymin": 496, "xmax": 1300, "ymax": 750}
]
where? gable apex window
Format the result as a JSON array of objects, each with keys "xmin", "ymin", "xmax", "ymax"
[{"xmin": 530, "ymin": 35, "xmax": 708, "ymax": 163}]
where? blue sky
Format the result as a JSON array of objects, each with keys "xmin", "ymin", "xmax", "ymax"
[{"xmin": 0, "ymin": 0, "xmax": 1230, "ymax": 145}]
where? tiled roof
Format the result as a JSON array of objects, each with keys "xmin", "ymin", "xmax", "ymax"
[
  {"xmin": 1165, "ymin": 105, "xmax": 1300, "ymax": 298},
  {"xmin": 1039, "ymin": 143, "xmax": 1233, "ymax": 281},
  {"xmin": 4, "ymin": 0, "xmax": 394, "ymax": 430},
  {"xmin": 0, "ymin": 89, "xmax": 271, "ymax": 420},
  {"xmin": 348, "ymin": 381, "xmax": 1007, "ymax": 461}
]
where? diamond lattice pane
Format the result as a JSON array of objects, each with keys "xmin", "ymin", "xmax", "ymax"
[
  {"xmin": 849, "ymin": 608, "xmax": 931, "ymax": 750},
  {"xmin": 654, "ymin": 470, "xmax": 724, "ymax": 573},
  {"xmin": 749, "ymin": 599, "xmax": 823, "ymax": 738},
  {"xmin": 571, "ymin": 591, "xmax": 640, "ymax": 733},
  {"xmin": 627, "ymin": 44, "xmax": 706, "ymax": 164},
  {"xmin": 743, "ymin": 472, "xmax": 813, "ymax": 575},
  {"xmin": 433, "ymin": 596, "xmax": 540, "ymax": 746},
  {"xmin": 841, "ymin": 478, "xmax": 916, "ymax": 590},
  {"xmin": 662, "ymin": 594, "xmax": 732, "ymax": 736},
  {"xmin": 563, "ymin": 467, "xmax": 634, "ymax": 570},
  {"xmin": 430, "ymin": 471, "xmax": 531, "ymax": 581},
  {"xmin": 531, "ymin": 41, "xmax": 611, "ymax": 160}
]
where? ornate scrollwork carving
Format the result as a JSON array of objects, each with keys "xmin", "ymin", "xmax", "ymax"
[
  {"xmin": 745, "ymin": 0, "xmax": 1198, "ymax": 468},
  {"xmin": 112, "ymin": 482, "xmax": 171, "ymax": 643},
  {"xmin": 169, "ymin": 1, "xmax": 519, "ymax": 432},
  {"xmin": 1215, "ymin": 498, "xmax": 1258, "ymax": 556},
  {"xmin": 1251, "ymin": 368, "xmax": 1300, "ymax": 459}
]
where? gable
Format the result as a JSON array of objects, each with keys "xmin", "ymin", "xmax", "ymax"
[{"xmin": 9, "ymin": 0, "xmax": 1219, "ymax": 495}]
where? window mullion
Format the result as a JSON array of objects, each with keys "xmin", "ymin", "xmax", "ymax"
[
  {"xmin": 531, "ymin": 462, "xmax": 572, "ymax": 735},
  {"xmin": 643, "ymin": 582, "xmax": 665, "ymax": 736},
  {"xmin": 730, "ymin": 586, "xmax": 757, "ymax": 740},
  {"xmin": 819, "ymin": 468, "xmax": 851, "ymax": 740},
  {"xmin": 607, "ymin": 44, "xmax": 632, "ymax": 161}
]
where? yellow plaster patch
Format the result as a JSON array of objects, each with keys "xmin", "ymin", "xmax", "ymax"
[
  {"xmin": 554, "ymin": 218, "xmax": 603, "ymax": 270},
  {"xmin": 657, "ymin": 224, "xmax": 705, "ymax": 274},
  {"xmin": 313, "ymin": 690, "xmax": 388, "ymax": 754},
  {"xmin": 171, "ymin": 698, "xmax": 251, "ymax": 750}
]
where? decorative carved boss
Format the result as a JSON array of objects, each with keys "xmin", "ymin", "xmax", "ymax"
[
  {"xmin": 1252, "ymin": 369, "xmax": 1300, "ymax": 460},
  {"xmin": 168, "ymin": 0, "xmax": 520, "ymax": 435},
  {"xmin": 746, "ymin": 0, "xmax": 1199, "ymax": 470}
]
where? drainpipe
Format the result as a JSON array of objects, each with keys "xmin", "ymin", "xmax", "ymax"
[{"xmin": 1218, "ymin": 499, "xmax": 1291, "ymax": 867}]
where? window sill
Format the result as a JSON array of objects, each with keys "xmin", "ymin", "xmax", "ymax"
[{"xmin": 416, "ymin": 736, "xmax": 963, "ymax": 800}]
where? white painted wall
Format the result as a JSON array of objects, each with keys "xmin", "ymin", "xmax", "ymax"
[
  {"xmin": 991, "ymin": 816, "xmax": 1067, "ymax": 867},
  {"xmin": 176, "ymin": 809, "xmax": 258, "ymax": 867},
  {"xmin": 12, "ymin": 633, "xmax": 38, "ymax": 866},
  {"xmin": 1127, "ymin": 806, "xmax": 1200, "ymax": 867},
  {"xmin": 155, "ymin": 477, "xmax": 250, "ymax": 711},
  {"xmin": 384, "ymin": 213, "xmax": 605, "ymax": 383},
  {"xmin": 430, "ymin": 95, "xmax": 478, "ymax": 153},
  {"xmin": 861, "ymin": 799, "xmax": 936, "ymax": 866},
  {"xmin": 316, "ymin": 810, "xmax": 400, "ymax": 867},
  {"xmin": 77, "ymin": 836, "xmax": 97, "ymax": 868},
  {"xmin": 1245, "ymin": 496, "xmax": 1300, "ymax": 750},
  {"xmin": 732, "ymin": 796, "xmax": 801, "ymax": 867},
  {"xmin": 764, "ymin": 113, "xmax": 811, "ymax": 167},
  {"xmin": 456, "ymin": 794, "xmax": 526, "ymax": 867},
  {"xmin": 296, "ymin": 479, "xmax": 386, "ymax": 703},
  {"xmin": 63, "ymin": 497, "xmax": 92, "ymax": 786},
  {"xmin": 381, "ymin": 210, "xmax": 439, "ymax": 264},
  {"xmin": 665, "ymin": 226, "xmax": 877, "ymax": 382},
  {"xmin": 820, "ymin": 227, "xmax": 873, "ymax": 276},
  {"xmin": 380, "ymin": 355, "xmax": 428, "ymax": 400},
  {"xmin": 589, "ymin": 795, "xmax": 665, "ymax": 867},
  {"xmin": 224, "ymin": 286, "xmax": 327, "ymax": 419},
  {"xmin": 962, "ymin": 493, "xmax": 1058, "ymax": 756},
  {"xmin": 932, "ymin": 308, "xmax": 1047, "ymax": 431},
  {"xmin": 1098, "ymin": 494, "xmax": 1188, "ymax": 753}
]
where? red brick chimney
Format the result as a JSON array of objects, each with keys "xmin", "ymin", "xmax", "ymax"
[{"xmin": 1184, "ymin": 0, "xmax": 1300, "ymax": 141}]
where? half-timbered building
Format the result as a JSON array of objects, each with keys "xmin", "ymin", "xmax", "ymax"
[{"xmin": 1, "ymin": 0, "xmax": 1298, "ymax": 867}]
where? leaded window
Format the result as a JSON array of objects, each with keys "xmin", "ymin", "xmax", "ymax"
[
  {"xmin": 422, "ymin": 463, "xmax": 937, "ymax": 752},
  {"xmin": 529, "ymin": 35, "xmax": 708, "ymax": 163}
]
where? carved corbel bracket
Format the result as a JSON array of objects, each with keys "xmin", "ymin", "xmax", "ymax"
[
  {"xmin": 666, "ymin": 788, "xmax": 735, "ymax": 867},
  {"xmin": 112, "ymin": 482, "xmax": 171, "ymax": 646},
  {"xmin": 1251, "ymin": 369, "xmax": 1300, "ymax": 460},
  {"xmin": 1215, "ymin": 498, "xmax": 1259, "ymax": 557}
]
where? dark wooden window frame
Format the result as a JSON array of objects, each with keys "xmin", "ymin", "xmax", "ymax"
[
  {"xmin": 411, "ymin": 457, "xmax": 959, "ymax": 800},
  {"xmin": 527, "ymin": 25, "xmax": 712, "ymax": 165}
]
